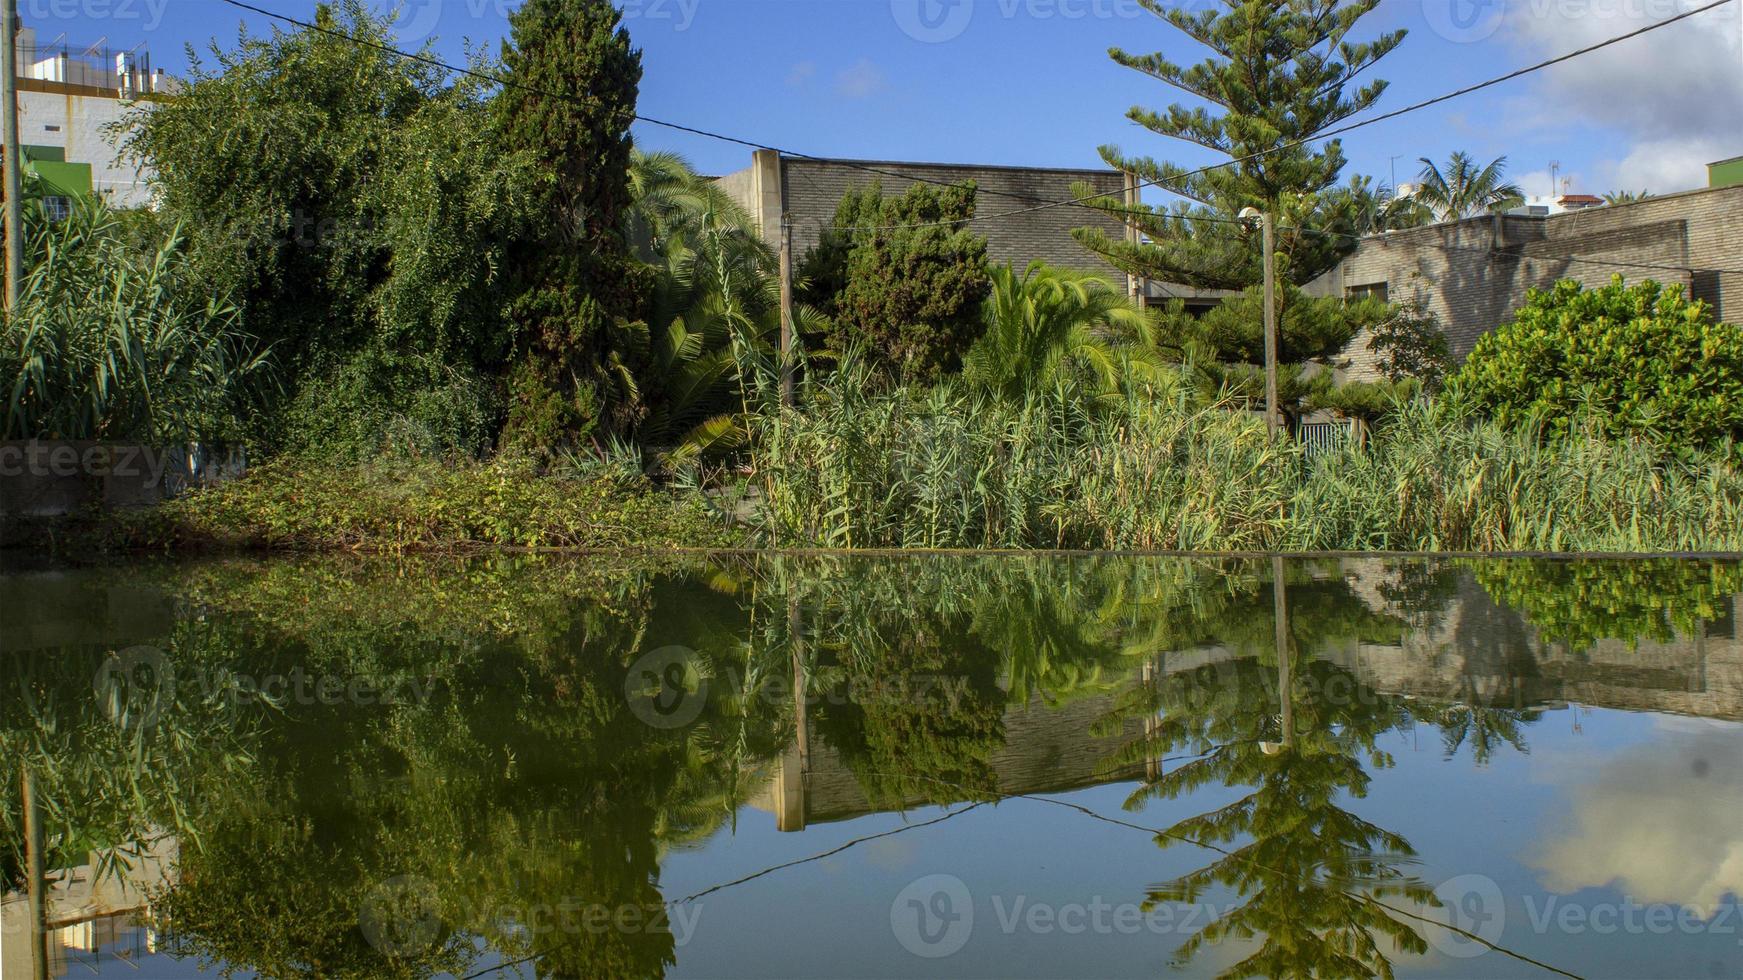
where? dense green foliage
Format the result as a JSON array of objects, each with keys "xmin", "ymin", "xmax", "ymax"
[
  {"xmin": 1, "ymin": 201, "xmax": 261, "ymax": 443},
  {"xmin": 1449, "ymin": 276, "xmax": 1743, "ymax": 459},
  {"xmin": 63, "ymin": 455, "xmax": 743, "ymax": 553},
  {"xmin": 799, "ymin": 181, "xmax": 991, "ymax": 385},
  {"xmin": 961, "ymin": 262, "xmax": 1166, "ymax": 402},
  {"xmin": 119, "ymin": 1, "xmax": 534, "ymax": 457},
  {"xmin": 1073, "ymin": 0, "xmax": 1404, "ymax": 289},
  {"xmin": 1468, "ymin": 559, "xmax": 1742, "ymax": 651},
  {"xmin": 494, "ymin": 0, "xmax": 647, "ymax": 450},
  {"xmin": 1154, "ymin": 283, "xmax": 1390, "ymax": 424}
]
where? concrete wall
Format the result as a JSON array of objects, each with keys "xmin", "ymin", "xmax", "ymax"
[
  {"xmin": 1306, "ymin": 184, "xmax": 1743, "ymax": 382},
  {"xmin": 716, "ymin": 150, "xmax": 1132, "ymax": 280},
  {"xmin": 16, "ymin": 85, "xmax": 155, "ymax": 208}
]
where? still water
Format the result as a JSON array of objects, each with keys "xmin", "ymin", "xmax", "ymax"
[{"xmin": 2, "ymin": 554, "xmax": 1740, "ymax": 979}]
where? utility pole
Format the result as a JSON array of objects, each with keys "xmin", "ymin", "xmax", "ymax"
[
  {"xmin": 778, "ymin": 213, "xmax": 795, "ymax": 408},
  {"xmin": 3, "ymin": 0, "xmax": 23, "ymax": 315},
  {"xmin": 1261, "ymin": 210, "xmax": 1280, "ymax": 436},
  {"xmin": 1272, "ymin": 555, "xmax": 1293, "ymax": 751},
  {"xmin": 23, "ymin": 763, "xmax": 50, "ymax": 980}
]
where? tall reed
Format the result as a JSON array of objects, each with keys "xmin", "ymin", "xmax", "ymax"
[{"xmin": 750, "ymin": 371, "xmax": 1743, "ymax": 553}]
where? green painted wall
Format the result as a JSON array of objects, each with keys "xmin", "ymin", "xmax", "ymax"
[
  {"xmin": 1711, "ymin": 157, "xmax": 1743, "ymax": 189},
  {"xmin": 15, "ymin": 145, "xmax": 92, "ymax": 201}
]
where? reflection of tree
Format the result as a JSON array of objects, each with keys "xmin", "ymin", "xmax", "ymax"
[
  {"xmin": 1102, "ymin": 564, "xmax": 1437, "ymax": 979},
  {"xmin": 11, "ymin": 557, "xmax": 790, "ymax": 980},
  {"xmin": 1469, "ymin": 558, "xmax": 1742, "ymax": 652}
]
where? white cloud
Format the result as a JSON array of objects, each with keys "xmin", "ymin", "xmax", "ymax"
[
  {"xmin": 1530, "ymin": 727, "xmax": 1743, "ymax": 910},
  {"xmin": 1499, "ymin": 0, "xmax": 1743, "ymax": 193},
  {"xmin": 834, "ymin": 58, "xmax": 886, "ymax": 99},
  {"xmin": 786, "ymin": 60, "xmax": 816, "ymax": 88}
]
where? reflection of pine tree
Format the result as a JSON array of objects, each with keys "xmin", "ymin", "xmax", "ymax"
[{"xmin": 1100, "ymin": 570, "xmax": 1437, "ymax": 979}]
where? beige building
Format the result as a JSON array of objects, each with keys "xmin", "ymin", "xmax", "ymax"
[{"xmin": 1306, "ymin": 183, "xmax": 1743, "ymax": 381}]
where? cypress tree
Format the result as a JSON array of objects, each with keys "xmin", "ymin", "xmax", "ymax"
[{"xmin": 495, "ymin": 0, "xmax": 648, "ymax": 450}]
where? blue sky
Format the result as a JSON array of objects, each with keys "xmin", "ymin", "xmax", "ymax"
[{"xmin": 22, "ymin": 0, "xmax": 1743, "ymax": 197}]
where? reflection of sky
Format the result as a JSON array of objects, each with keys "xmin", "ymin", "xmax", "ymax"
[{"xmin": 655, "ymin": 710, "xmax": 1743, "ymax": 979}]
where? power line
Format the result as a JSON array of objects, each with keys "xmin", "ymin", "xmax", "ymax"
[{"xmin": 213, "ymin": 0, "xmax": 1742, "ymax": 278}]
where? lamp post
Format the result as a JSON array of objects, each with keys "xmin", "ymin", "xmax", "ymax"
[{"xmin": 1240, "ymin": 206, "xmax": 1281, "ymax": 436}]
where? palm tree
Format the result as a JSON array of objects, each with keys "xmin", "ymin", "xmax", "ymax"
[
  {"xmin": 1410, "ymin": 152, "xmax": 1526, "ymax": 222},
  {"xmin": 1602, "ymin": 189, "xmax": 1650, "ymax": 205},
  {"xmin": 960, "ymin": 261, "xmax": 1168, "ymax": 402}
]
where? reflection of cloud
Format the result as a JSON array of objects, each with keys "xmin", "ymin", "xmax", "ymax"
[
  {"xmin": 834, "ymin": 58, "xmax": 886, "ymax": 99},
  {"xmin": 1532, "ymin": 728, "xmax": 1743, "ymax": 910}
]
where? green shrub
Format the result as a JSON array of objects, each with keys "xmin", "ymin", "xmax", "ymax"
[
  {"xmin": 1449, "ymin": 276, "xmax": 1743, "ymax": 458},
  {"xmin": 76, "ymin": 456, "xmax": 743, "ymax": 553}
]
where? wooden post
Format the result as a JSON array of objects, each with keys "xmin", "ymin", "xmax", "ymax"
[
  {"xmin": 776, "ymin": 591, "xmax": 807, "ymax": 831},
  {"xmin": 3, "ymin": 0, "xmax": 23, "ymax": 315},
  {"xmin": 23, "ymin": 763, "xmax": 50, "ymax": 980},
  {"xmin": 1261, "ymin": 211, "xmax": 1280, "ymax": 436},
  {"xmin": 778, "ymin": 214, "xmax": 796, "ymax": 408},
  {"xmin": 1272, "ymin": 555, "xmax": 1293, "ymax": 750}
]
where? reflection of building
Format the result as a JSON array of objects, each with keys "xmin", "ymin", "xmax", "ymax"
[
  {"xmin": 759, "ymin": 563, "xmax": 1743, "ymax": 830},
  {"xmin": 7, "ymin": 26, "xmax": 175, "ymax": 210},
  {"xmin": 0, "ymin": 836, "xmax": 175, "ymax": 979}
]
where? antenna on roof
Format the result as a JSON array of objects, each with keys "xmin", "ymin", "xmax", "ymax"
[{"xmin": 82, "ymin": 36, "xmax": 108, "ymax": 57}]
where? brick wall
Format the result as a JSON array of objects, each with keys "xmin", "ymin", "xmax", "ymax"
[
  {"xmin": 716, "ymin": 151, "xmax": 1131, "ymax": 279},
  {"xmin": 1306, "ymin": 184, "xmax": 1743, "ymax": 382}
]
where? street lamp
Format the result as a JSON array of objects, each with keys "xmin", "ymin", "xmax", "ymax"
[{"xmin": 1240, "ymin": 207, "xmax": 1281, "ymax": 436}]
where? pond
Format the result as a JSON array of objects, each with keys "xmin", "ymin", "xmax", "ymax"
[{"xmin": 2, "ymin": 554, "xmax": 1741, "ymax": 979}]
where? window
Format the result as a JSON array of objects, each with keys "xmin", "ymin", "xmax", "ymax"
[
  {"xmin": 42, "ymin": 196, "xmax": 72, "ymax": 222},
  {"xmin": 43, "ymin": 124, "xmax": 61, "ymax": 133},
  {"xmin": 1346, "ymin": 282, "xmax": 1388, "ymax": 303}
]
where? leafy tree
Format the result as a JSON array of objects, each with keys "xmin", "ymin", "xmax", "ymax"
[
  {"xmin": 798, "ymin": 181, "xmax": 991, "ymax": 385},
  {"xmin": 1448, "ymin": 276, "xmax": 1743, "ymax": 458},
  {"xmin": 1366, "ymin": 300, "xmax": 1451, "ymax": 392},
  {"xmin": 493, "ymin": 0, "xmax": 648, "ymax": 451},
  {"xmin": 961, "ymin": 262, "xmax": 1166, "ymax": 402},
  {"xmin": 119, "ymin": 2, "xmax": 536, "ymax": 458},
  {"xmin": 1072, "ymin": 0, "xmax": 1406, "ymax": 291},
  {"xmin": 1406, "ymin": 152, "xmax": 1525, "ymax": 222},
  {"xmin": 118, "ymin": 2, "xmax": 440, "ymax": 444},
  {"xmin": 1156, "ymin": 283, "xmax": 1390, "ymax": 424}
]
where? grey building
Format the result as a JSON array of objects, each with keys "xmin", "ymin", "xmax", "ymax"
[
  {"xmin": 1306, "ymin": 183, "xmax": 1743, "ymax": 382},
  {"xmin": 714, "ymin": 150, "xmax": 1236, "ymax": 313}
]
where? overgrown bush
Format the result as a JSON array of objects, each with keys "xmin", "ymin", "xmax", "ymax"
[
  {"xmin": 77, "ymin": 455, "xmax": 743, "ymax": 553},
  {"xmin": 1448, "ymin": 276, "xmax": 1743, "ymax": 459}
]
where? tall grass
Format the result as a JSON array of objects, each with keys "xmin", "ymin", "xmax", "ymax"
[
  {"xmin": 751, "ymin": 369, "xmax": 1743, "ymax": 553},
  {"xmin": 1, "ymin": 200, "xmax": 262, "ymax": 444}
]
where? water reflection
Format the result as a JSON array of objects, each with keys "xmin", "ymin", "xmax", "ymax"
[{"xmin": 2, "ymin": 555, "xmax": 1739, "ymax": 978}]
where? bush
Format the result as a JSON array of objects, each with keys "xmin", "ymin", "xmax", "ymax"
[
  {"xmin": 69, "ymin": 456, "xmax": 744, "ymax": 553},
  {"xmin": 1448, "ymin": 276, "xmax": 1743, "ymax": 458},
  {"xmin": 799, "ymin": 181, "xmax": 990, "ymax": 386}
]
